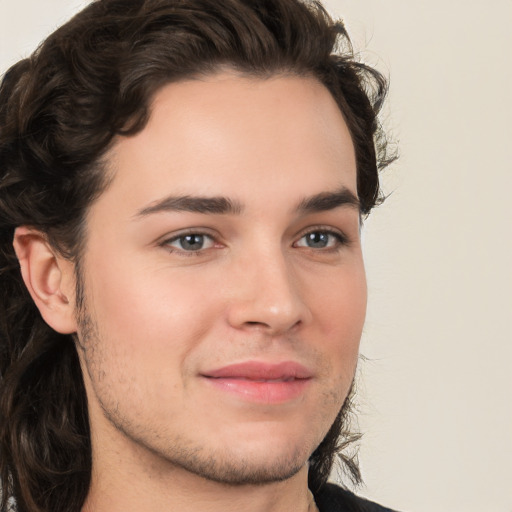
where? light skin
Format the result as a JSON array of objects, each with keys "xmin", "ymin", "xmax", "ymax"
[{"xmin": 14, "ymin": 72, "xmax": 366, "ymax": 512}]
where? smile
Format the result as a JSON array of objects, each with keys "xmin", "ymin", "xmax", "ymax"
[{"xmin": 201, "ymin": 361, "xmax": 313, "ymax": 403}]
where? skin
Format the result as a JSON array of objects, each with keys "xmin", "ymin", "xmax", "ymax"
[{"xmin": 15, "ymin": 72, "xmax": 366, "ymax": 512}]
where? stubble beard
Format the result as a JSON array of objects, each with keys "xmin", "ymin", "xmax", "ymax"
[{"xmin": 73, "ymin": 268, "xmax": 357, "ymax": 487}]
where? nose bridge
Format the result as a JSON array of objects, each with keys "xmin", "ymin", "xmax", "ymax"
[{"xmin": 227, "ymin": 240, "xmax": 310, "ymax": 334}]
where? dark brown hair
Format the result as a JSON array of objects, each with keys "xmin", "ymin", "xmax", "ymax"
[{"xmin": 0, "ymin": 0, "xmax": 393, "ymax": 510}]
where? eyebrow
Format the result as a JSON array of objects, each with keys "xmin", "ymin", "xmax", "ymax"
[
  {"xmin": 136, "ymin": 195, "xmax": 244, "ymax": 217},
  {"xmin": 135, "ymin": 186, "xmax": 359, "ymax": 219},
  {"xmin": 295, "ymin": 187, "xmax": 360, "ymax": 213}
]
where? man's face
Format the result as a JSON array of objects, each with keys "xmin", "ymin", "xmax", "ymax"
[{"xmin": 75, "ymin": 72, "xmax": 366, "ymax": 485}]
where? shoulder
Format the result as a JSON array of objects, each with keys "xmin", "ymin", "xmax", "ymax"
[{"xmin": 313, "ymin": 483, "xmax": 401, "ymax": 512}]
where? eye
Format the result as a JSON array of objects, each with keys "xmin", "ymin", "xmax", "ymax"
[
  {"xmin": 165, "ymin": 233, "xmax": 216, "ymax": 252},
  {"xmin": 295, "ymin": 230, "xmax": 346, "ymax": 249}
]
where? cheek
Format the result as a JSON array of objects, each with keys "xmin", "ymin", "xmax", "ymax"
[
  {"xmin": 310, "ymin": 262, "xmax": 366, "ymax": 370},
  {"xmin": 82, "ymin": 252, "xmax": 222, "ymax": 363}
]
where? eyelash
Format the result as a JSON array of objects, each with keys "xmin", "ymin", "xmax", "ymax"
[
  {"xmin": 161, "ymin": 229, "xmax": 218, "ymax": 257},
  {"xmin": 294, "ymin": 227, "xmax": 349, "ymax": 251},
  {"xmin": 161, "ymin": 227, "xmax": 349, "ymax": 256}
]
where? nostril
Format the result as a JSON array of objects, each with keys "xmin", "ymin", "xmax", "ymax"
[
  {"xmin": 242, "ymin": 319, "xmax": 302, "ymax": 333},
  {"xmin": 243, "ymin": 320, "xmax": 271, "ymax": 329}
]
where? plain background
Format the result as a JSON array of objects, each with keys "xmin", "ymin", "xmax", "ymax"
[{"xmin": 1, "ymin": 1, "xmax": 511, "ymax": 511}]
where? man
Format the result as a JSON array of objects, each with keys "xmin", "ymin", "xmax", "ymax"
[{"xmin": 0, "ymin": 0, "xmax": 396, "ymax": 511}]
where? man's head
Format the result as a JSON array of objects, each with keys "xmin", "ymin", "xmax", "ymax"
[{"xmin": 0, "ymin": 1, "xmax": 391, "ymax": 511}]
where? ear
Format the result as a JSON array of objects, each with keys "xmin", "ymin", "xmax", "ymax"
[{"xmin": 13, "ymin": 226, "xmax": 78, "ymax": 334}]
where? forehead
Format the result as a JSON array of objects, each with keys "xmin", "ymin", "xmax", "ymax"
[{"xmin": 98, "ymin": 72, "xmax": 356, "ymax": 216}]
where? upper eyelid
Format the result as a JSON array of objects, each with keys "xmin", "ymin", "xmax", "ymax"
[
  {"xmin": 159, "ymin": 227, "xmax": 218, "ymax": 244},
  {"xmin": 294, "ymin": 232, "xmax": 348, "ymax": 249},
  {"xmin": 160, "ymin": 231, "xmax": 218, "ymax": 256},
  {"xmin": 166, "ymin": 232, "xmax": 214, "ymax": 242},
  {"xmin": 295, "ymin": 225, "xmax": 349, "ymax": 241}
]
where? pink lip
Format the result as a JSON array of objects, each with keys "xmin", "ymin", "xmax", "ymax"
[{"xmin": 201, "ymin": 361, "xmax": 313, "ymax": 404}]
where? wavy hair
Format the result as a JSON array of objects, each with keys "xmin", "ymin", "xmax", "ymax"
[{"xmin": 0, "ymin": 0, "xmax": 394, "ymax": 510}]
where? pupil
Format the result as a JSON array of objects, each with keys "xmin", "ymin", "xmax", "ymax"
[
  {"xmin": 307, "ymin": 232, "xmax": 328, "ymax": 248},
  {"xmin": 181, "ymin": 234, "xmax": 203, "ymax": 250}
]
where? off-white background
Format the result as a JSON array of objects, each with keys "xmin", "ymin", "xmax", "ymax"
[{"xmin": 1, "ymin": 1, "xmax": 511, "ymax": 511}]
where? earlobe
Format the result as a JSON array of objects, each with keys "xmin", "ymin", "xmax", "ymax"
[{"xmin": 13, "ymin": 227, "xmax": 78, "ymax": 334}]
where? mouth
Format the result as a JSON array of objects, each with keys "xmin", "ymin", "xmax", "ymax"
[{"xmin": 200, "ymin": 361, "xmax": 313, "ymax": 404}]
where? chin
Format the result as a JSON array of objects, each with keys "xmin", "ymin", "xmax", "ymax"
[
  {"xmin": 151, "ymin": 398, "xmax": 336, "ymax": 485},
  {"xmin": 165, "ymin": 443, "xmax": 309, "ymax": 486}
]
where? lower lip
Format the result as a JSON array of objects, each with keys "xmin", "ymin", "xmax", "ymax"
[{"xmin": 203, "ymin": 377, "xmax": 311, "ymax": 404}]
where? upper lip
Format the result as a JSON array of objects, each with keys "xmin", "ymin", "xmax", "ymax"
[{"xmin": 202, "ymin": 361, "xmax": 313, "ymax": 381}]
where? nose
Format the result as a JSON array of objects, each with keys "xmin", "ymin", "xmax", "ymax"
[{"xmin": 226, "ymin": 249, "xmax": 312, "ymax": 335}]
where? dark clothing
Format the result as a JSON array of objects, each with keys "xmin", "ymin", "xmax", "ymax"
[{"xmin": 314, "ymin": 483, "xmax": 399, "ymax": 512}]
